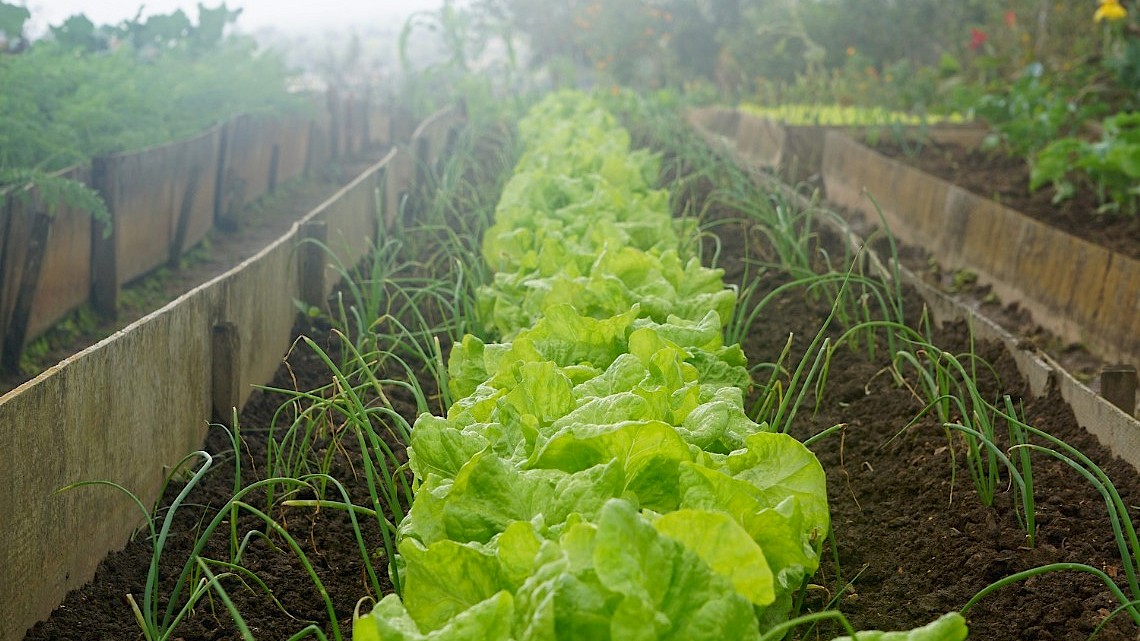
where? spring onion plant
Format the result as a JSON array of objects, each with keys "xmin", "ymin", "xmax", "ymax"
[
  {"xmin": 55, "ymin": 428, "xmax": 356, "ymax": 640},
  {"xmin": 56, "ymin": 444, "xmax": 223, "ymax": 641}
]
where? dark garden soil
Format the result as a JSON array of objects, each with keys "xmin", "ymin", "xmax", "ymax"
[
  {"xmin": 0, "ymin": 150, "xmax": 389, "ymax": 396},
  {"xmin": 670, "ymin": 148, "xmax": 1140, "ymax": 640},
  {"xmin": 21, "ymin": 126, "xmax": 1140, "ymax": 641},
  {"xmin": 22, "ymin": 313, "xmax": 422, "ymax": 641}
]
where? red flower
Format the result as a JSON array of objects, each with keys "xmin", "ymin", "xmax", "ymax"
[
  {"xmin": 1004, "ymin": 10, "xmax": 1017, "ymax": 28},
  {"xmin": 968, "ymin": 27, "xmax": 987, "ymax": 51}
]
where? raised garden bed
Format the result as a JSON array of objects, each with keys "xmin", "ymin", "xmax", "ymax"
[
  {"xmin": 688, "ymin": 107, "xmax": 1140, "ymax": 414},
  {"xmin": 0, "ymin": 105, "xmax": 466, "ymax": 641},
  {"xmin": 871, "ymin": 141, "xmax": 1140, "ymax": 264},
  {"xmin": 13, "ymin": 96, "xmax": 1140, "ymax": 641}
]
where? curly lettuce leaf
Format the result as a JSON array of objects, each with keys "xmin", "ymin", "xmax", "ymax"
[{"xmin": 399, "ymin": 538, "xmax": 512, "ymax": 633}]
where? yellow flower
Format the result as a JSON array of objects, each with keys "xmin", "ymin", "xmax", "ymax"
[{"xmin": 1094, "ymin": 0, "xmax": 1127, "ymax": 22}]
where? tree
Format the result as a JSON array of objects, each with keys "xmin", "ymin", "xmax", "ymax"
[{"xmin": 0, "ymin": 1, "xmax": 30, "ymax": 53}]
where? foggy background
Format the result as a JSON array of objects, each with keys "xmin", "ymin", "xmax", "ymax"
[
  {"xmin": 23, "ymin": 0, "xmax": 442, "ymax": 35},
  {"xmin": 14, "ymin": 0, "xmax": 458, "ymax": 91}
]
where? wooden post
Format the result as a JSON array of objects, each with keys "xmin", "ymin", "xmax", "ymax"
[
  {"xmin": 0, "ymin": 192, "xmax": 14, "ymax": 345},
  {"xmin": 299, "ymin": 220, "xmax": 328, "ymax": 310},
  {"xmin": 414, "ymin": 135, "xmax": 430, "ymax": 223},
  {"xmin": 212, "ymin": 322, "xmax": 241, "ymax": 425},
  {"xmin": 362, "ymin": 92, "xmax": 372, "ymax": 150},
  {"xmin": 303, "ymin": 120, "xmax": 318, "ymax": 178},
  {"xmin": 1, "ymin": 207, "xmax": 51, "ymax": 372},
  {"xmin": 212, "ymin": 121, "xmax": 231, "ymax": 227},
  {"xmin": 90, "ymin": 156, "xmax": 119, "ymax": 319},
  {"xmin": 328, "ymin": 88, "xmax": 341, "ymax": 161},
  {"xmin": 383, "ymin": 152, "xmax": 406, "ymax": 231},
  {"xmin": 168, "ymin": 164, "xmax": 202, "ymax": 269},
  {"xmin": 1103, "ymin": 365, "xmax": 1138, "ymax": 417},
  {"xmin": 267, "ymin": 143, "xmax": 281, "ymax": 194}
]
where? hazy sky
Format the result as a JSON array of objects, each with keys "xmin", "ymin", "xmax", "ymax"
[{"xmin": 22, "ymin": 0, "xmax": 443, "ymax": 34}]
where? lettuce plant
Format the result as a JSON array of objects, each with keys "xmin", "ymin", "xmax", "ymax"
[
  {"xmin": 354, "ymin": 91, "xmax": 964, "ymax": 641},
  {"xmin": 1030, "ymin": 110, "xmax": 1140, "ymax": 215}
]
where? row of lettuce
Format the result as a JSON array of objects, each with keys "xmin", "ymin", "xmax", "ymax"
[{"xmin": 352, "ymin": 91, "xmax": 967, "ymax": 640}]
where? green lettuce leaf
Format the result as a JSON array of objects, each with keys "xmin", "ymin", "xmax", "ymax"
[
  {"xmin": 652, "ymin": 508, "xmax": 775, "ymax": 607},
  {"xmin": 513, "ymin": 499, "xmax": 761, "ymax": 641},
  {"xmin": 530, "ymin": 419, "xmax": 693, "ymax": 511},
  {"xmin": 441, "ymin": 450, "xmax": 557, "ymax": 544},
  {"xmin": 723, "ymin": 432, "xmax": 831, "ymax": 545},
  {"xmin": 353, "ymin": 591, "xmax": 515, "ymax": 641},
  {"xmin": 399, "ymin": 538, "xmax": 512, "ymax": 633},
  {"xmin": 408, "ymin": 414, "xmax": 489, "ymax": 481},
  {"xmin": 829, "ymin": 613, "xmax": 968, "ymax": 641}
]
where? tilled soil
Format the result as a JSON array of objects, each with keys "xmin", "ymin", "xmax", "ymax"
[
  {"xmin": 691, "ymin": 159, "xmax": 1140, "ymax": 640},
  {"xmin": 22, "ymin": 319, "xmax": 422, "ymax": 641},
  {"xmin": 21, "ymin": 127, "xmax": 1140, "ymax": 641}
]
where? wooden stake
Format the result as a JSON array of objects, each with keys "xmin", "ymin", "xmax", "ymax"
[
  {"xmin": 90, "ymin": 156, "xmax": 119, "ymax": 318},
  {"xmin": 212, "ymin": 322, "xmax": 241, "ymax": 424},
  {"xmin": 1103, "ymin": 365, "xmax": 1138, "ymax": 417},
  {"xmin": 1, "ymin": 209, "xmax": 51, "ymax": 372},
  {"xmin": 299, "ymin": 220, "xmax": 328, "ymax": 310}
]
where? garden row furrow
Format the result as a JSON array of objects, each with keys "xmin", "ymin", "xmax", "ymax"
[{"xmin": 353, "ymin": 92, "xmax": 961, "ymax": 640}]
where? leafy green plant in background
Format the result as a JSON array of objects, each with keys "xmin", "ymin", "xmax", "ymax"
[
  {"xmin": 740, "ymin": 103, "xmax": 965, "ymax": 128},
  {"xmin": 0, "ymin": 5, "xmax": 303, "ymax": 173},
  {"xmin": 0, "ymin": 4, "xmax": 305, "ymax": 221},
  {"xmin": 0, "ymin": 1, "xmax": 29, "ymax": 50},
  {"xmin": 1030, "ymin": 110, "xmax": 1140, "ymax": 214},
  {"xmin": 0, "ymin": 167, "xmax": 111, "ymax": 231},
  {"xmin": 973, "ymin": 62, "xmax": 1102, "ymax": 158},
  {"xmin": 396, "ymin": 0, "xmax": 518, "ymax": 123}
]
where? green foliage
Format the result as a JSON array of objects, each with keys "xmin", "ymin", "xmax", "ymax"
[
  {"xmin": 354, "ymin": 91, "xmax": 839, "ymax": 639},
  {"xmin": 50, "ymin": 15, "xmax": 102, "ymax": 52},
  {"xmin": 0, "ymin": 39, "xmax": 302, "ymax": 172},
  {"xmin": 0, "ymin": 168, "xmax": 111, "ymax": 232},
  {"xmin": 819, "ymin": 613, "xmax": 968, "ymax": 641},
  {"xmin": 740, "ymin": 103, "xmax": 965, "ymax": 127},
  {"xmin": 973, "ymin": 63, "xmax": 1102, "ymax": 157},
  {"xmin": 1031, "ymin": 111, "xmax": 1140, "ymax": 214},
  {"xmin": 0, "ymin": 2, "xmax": 29, "ymax": 41},
  {"xmin": 800, "ymin": 0, "xmax": 988, "ymax": 71},
  {"xmin": 397, "ymin": 0, "xmax": 518, "ymax": 121},
  {"xmin": 0, "ymin": 5, "xmax": 300, "ymax": 225},
  {"xmin": 1108, "ymin": 38, "xmax": 1140, "ymax": 105}
]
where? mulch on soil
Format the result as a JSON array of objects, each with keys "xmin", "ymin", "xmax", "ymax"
[{"xmin": 22, "ymin": 124, "xmax": 1140, "ymax": 641}]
